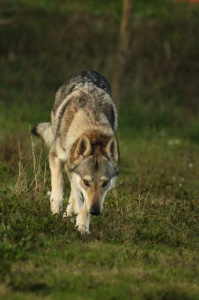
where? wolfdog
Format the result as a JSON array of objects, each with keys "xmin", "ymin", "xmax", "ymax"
[{"xmin": 31, "ymin": 70, "xmax": 119, "ymax": 234}]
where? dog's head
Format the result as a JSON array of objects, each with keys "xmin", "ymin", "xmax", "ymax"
[{"xmin": 70, "ymin": 134, "xmax": 119, "ymax": 215}]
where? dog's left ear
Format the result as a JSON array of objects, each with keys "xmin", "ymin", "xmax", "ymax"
[{"xmin": 105, "ymin": 136, "xmax": 119, "ymax": 162}]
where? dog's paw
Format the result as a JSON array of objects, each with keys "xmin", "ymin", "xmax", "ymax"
[
  {"xmin": 50, "ymin": 198, "xmax": 63, "ymax": 215},
  {"xmin": 76, "ymin": 224, "xmax": 91, "ymax": 235},
  {"xmin": 64, "ymin": 203, "xmax": 74, "ymax": 218},
  {"xmin": 63, "ymin": 211, "xmax": 72, "ymax": 218},
  {"xmin": 63, "ymin": 212, "xmax": 75, "ymax": 223},
  {"xmin": 63, "ymin": 211, "xmax": 68, "ymax": 218},
  {"xmin": 76, "ymin": 214, "xmax": 90, "ymax": 234}
]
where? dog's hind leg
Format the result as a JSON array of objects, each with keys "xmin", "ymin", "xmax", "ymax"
[
  {"xmin": 63, "ymin": 185, "xmax": 83, "ymax": 217},
  {"xmin": 49, "ymin": 151, "xmax": 64, "ymax": 215},
  {"xmin": 76, "ymin": 202, "xmax": 91, "ymax": 234},
  {"xmin": 64, "ymin": 196, "xmax": 74, "ymax": 217}
]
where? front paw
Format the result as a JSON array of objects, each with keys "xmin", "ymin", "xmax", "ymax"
[
  {"xmin": 50, "ymin": 198, "xmax": 63, "ymax": 215},
  {"xmin": 76, "ymin": 214, "xmax": 90, "ymax": 234},
  {"xmin": 76, "ymin": 224, "xmax": 91, "ymax": 234}
]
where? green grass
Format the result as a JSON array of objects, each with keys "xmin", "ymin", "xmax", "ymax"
[
  {"xmin": 0, "ymin": 0, "xmax": 199, "ymax": 299},
  {"xmin": 1, "ymin": 136, "xmax": 199, "ymax": 299}
]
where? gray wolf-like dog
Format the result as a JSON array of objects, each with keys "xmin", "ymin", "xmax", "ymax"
[{"xmin": 31, "ymin": 70, "xmax": 119, "ymax": 234}]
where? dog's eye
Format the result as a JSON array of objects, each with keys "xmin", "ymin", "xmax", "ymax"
[
  {"xmin": 102, "ymin": 181, "xmax": 109, "ymax": 187},
  {"xmin": 83, "ymin": 179, "xmax": 89, "ymax": 186}
]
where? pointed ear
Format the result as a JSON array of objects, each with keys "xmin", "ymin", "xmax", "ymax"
[
  {"xmin": 105, "ymin": 136, "xmax": 119, "ymax": 162},
  {"xmin": 74, "ymin": 134, "xmax": 92, "ymax": 159}
]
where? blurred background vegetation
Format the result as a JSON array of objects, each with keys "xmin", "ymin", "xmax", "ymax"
[{"xmin": 0, "ymin": 0, "xmax": 199, "ymax": 173}]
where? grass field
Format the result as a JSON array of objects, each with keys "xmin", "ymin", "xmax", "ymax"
[{"xmin": 0, "ymin": 0, "xmax": 199, "ymax": 299}]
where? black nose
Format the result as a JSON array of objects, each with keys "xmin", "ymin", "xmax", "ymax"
[
  {"xmin": 90, "ymin": 208, "xmax": 101, "ymax": 216},
  {"xmin": 90, "ymin": 211, "xmax": 101, "ymax": 216}
]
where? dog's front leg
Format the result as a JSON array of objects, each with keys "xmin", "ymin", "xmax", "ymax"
[
  {"xmin": 49, "ymin": 151, "xmax": 63, "ymax": 215},
  {"xmin": 76, "ymin": 202, "xmax": 91, "ymax": 234}
]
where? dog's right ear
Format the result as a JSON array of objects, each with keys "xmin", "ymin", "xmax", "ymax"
[
  {"xmin": 74, "ymin": 134, "xmax": 92, "ymax": 159},
  {"xmin": 105, "ymin": 136, "xmax": 119, "ymax": 162}
]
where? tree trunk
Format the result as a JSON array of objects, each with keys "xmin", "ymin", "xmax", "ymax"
[{"xmin": 112, "ymin": 0, "xmax": 134, "ymax": 111}]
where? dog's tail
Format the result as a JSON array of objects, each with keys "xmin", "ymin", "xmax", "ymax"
[{"xmin": 31, "ymin": 123, "xmax": 54, "ymax": 148}]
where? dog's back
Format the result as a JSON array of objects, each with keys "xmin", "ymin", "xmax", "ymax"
[
  {"xmin": 54, "ymin": 70, "xmax": 112, "ymax": 110},
  {"xmin": 32, "ymin": 71, "xmax": 117, "ymax": 150},
  {"xmin": 52, "ymin": 70, "xmax": 117, "ymax": 136}
]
